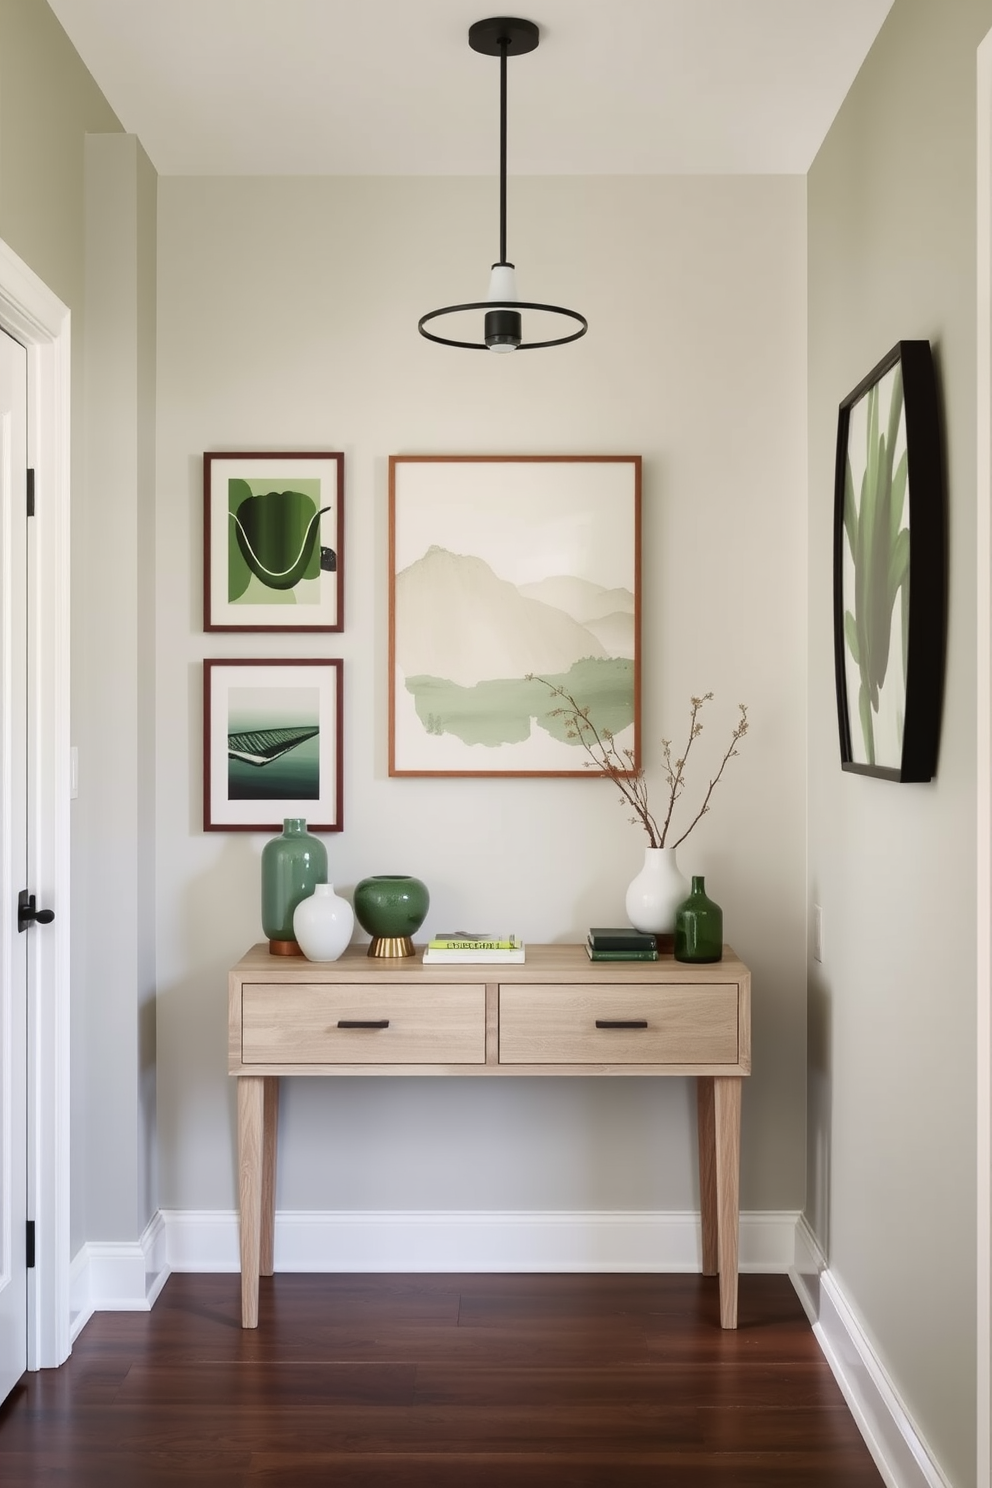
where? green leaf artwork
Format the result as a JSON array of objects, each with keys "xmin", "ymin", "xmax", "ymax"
[
  {"xmin": 843, "ymin": 365, "xmax": 910, "ymax": 766},
  {"xmin": 228, "ymin": 479, "xmax": 330, "ymax": 603}
]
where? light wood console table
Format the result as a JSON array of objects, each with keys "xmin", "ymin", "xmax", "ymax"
[{"xmin": 228, "ymin": 942, "xmax": 751, "ymax": 1329}]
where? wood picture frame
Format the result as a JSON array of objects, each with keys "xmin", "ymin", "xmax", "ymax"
[
  {"xmin": 388, "ymin": 454, "xmax": 641, "ymax": 777},
  {"xmin": 832, "ymin": 340, "xmax": 946, "ymax": 782},
  {"xmin": 203, "ymin": 658, "xmax": 343, "ymax": 832},
  {"xmin": 204, "ymin": 451, "xmax": 344, "ymax": 631}
]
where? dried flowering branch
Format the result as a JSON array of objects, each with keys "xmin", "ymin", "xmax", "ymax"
[{"xmin": 529, "ymin": 677, "xmax": 748, "ymax": 849}]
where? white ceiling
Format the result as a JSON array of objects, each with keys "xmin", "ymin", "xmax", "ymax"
[{"xmin": 47, "ymin": 0, "xmax": 894, "ymax": 176}]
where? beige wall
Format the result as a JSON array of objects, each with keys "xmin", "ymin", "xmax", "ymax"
[
  {"xmin": 0, "ymin": 1, "xmax": 160, "ymax": 1250},
  {"xmin": 155, "ymin": 174, "xmax": 808, "ymax": 1215},
  {"xmin": 81, "ymin": 131, "xmax": 158, "ymax": 1240},
  {"xmin": 807, "ymin": 1, "xmax": 990, "ymax": 1482},
  {"xmin": 0, "ymin": 0, "xmax": 119, "ymax": 303}
]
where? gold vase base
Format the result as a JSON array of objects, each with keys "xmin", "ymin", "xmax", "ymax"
[
  {"xmin": 366, "ymin": 935, "xmax": 414, "ymax": 958},
  {"xmin": 269, "ymin": 938, "xmax": 303, "ymax": 957}
]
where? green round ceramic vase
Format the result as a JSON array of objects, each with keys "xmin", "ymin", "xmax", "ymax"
[
  {"xmin": 261, "ymin": 818, "xmax": 328, "ymax": 955},
  {"xmin": 353, "ymin": 874, "xmax": 429, "ymax": 958},
  {"xmin": 674, "ymin": 876, "xmax": 724, "ymax": 964}
]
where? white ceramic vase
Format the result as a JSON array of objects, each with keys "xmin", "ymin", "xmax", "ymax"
[
  {"xmin": 624, "ymin": 846, "xmax": 690, "ymax": 935},
  {"xmin": 293, "ymin": 883, "xmax": 355, "ymax": 961}
]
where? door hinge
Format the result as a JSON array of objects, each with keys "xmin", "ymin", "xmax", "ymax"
[
  {"xmin": 26, "ymin": 1220, "xmax": 35, "ymax": 1269},
  {"xmin": 26, "ymin": 467, "xmax": 35, "ymax": 517}
]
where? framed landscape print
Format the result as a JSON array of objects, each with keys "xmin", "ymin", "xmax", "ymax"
[
  {"xmin": 204, "ymin": 451, "xmax": 343, "ymax": 631},
  {"xmin": 203, "ymin": 659, "xmax": 343, "ymax": 831},
  {"xmin": 833, "ymin": 340, "xmax": 945, "ymax": 782},
  {"xmin": 389, "ymin": 455, "xmax": 641, "ymax": 777}
]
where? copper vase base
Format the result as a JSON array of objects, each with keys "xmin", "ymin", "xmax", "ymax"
[
  {"xmin": 366, "ymin": 935, "xmax": 414, "ymax": 958},
  {"xmin": 269, "ymin": 938, "xmax": 304, "ymax": 957}
]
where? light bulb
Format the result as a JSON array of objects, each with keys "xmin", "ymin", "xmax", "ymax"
[{"xmin": 485, "ymin": 263, "xmax": 521, "ymax": 351}]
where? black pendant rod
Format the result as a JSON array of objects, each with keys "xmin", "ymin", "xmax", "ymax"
[
  {"xmin": 417, "ymin": 17, "xmax": 587, "ymax": 350},
  {"xmin": 499, "ymin": 37, "xmax": 508, "ymax": 264}
]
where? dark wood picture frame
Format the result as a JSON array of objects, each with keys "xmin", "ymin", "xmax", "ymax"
[
  {"xmin": 832, "ymin": 340, "xmax": 945, "ymax": 782},
  {"xmin": 388, "ymin": 454, "xmax": 641, "ymax": 778},
  {"xmin": 204, "ymin": 451, "xmax": 344, "ymax": 632},
  {"xmin": 203, "ymin": 658, "xmax": 343, "ymax": 832}
]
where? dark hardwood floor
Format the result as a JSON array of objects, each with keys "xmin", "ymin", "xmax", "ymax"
[{"xmin": 0, "ymin": 1272, "xmax": 884, "ymax": 1486}]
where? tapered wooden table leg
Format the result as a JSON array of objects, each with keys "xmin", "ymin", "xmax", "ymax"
[
  {"xmin": 260, "ymin": 1076, "xmax": 279, "ymax": 1276},
  {"xmin": 696, "ymin": 1077, "xmax": 719, "ymax": 1276},
  {"xmin": 713, "ymin": 1075, "xmax": 742, "ymax": 1329},
  {"xmin": 238, "ymin": 1076, "xmax": 264, "ymax": 1328}
]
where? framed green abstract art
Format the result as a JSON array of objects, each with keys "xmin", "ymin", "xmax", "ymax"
[
  {"xmin": 832, "ymin": 341, "xmax": 945, "ymax": 782},
  {"xmin": 203, "ymin": 659, "xmax": 343, "ymax": 832},
  {"xmin": 388, "ymin": 454, "xmax": 641, "ymax": 777},
  {"xmin": 204, "ymin": 452, "xmax": 343, "ymax": 631}
]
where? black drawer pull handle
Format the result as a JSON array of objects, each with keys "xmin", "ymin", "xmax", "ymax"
[
  {"xmin": 596, "ymin": 1019, "xmax": 648, "ymax": 1030},
  {"xmin": 337, "ymin": 1019, "xmax": 390, "ymax": 1030}
]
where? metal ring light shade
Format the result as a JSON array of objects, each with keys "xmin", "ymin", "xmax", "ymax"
[
  {"xmin": 419, "ymin": 299, "xmax": 588, "ymax": 351},
  {"xmin": 418, "ymin": 16, "xmax": 587, "ymax": 352}
]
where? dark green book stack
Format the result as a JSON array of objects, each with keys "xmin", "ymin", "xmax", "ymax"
[{"xmin": 586, "ymin": 927, "xmax": 658, "ymax": 961}]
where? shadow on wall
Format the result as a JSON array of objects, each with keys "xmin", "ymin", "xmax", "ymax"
[{"xmin": 806, "ymin": 965, "xmax": 832, "ymax": 1256}]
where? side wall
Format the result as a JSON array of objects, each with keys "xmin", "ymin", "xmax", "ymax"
[
  {"xmin": 155, "ymin": 176, "xmax": 808, "ymax": 1224},
  {"xmin": 807, "ymin": 1, "xmax": 989, "ymax": 1483},
  {"xmin": 81, "ymin": 132, "xmax": 158, "ymax": 1242},
  {"xmin": 0, "ymin": 1, "xmax": 157, "ymax": 1254}
]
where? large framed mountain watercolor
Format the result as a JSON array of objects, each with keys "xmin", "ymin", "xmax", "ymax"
[
  {"xmin": 203, "ymin": 658, "xmax": 343, "ymax": 831},
  {"xmin": 833, "ymin": 341, "xmax": 945, "ymax": 782},
  {"xmin": 204, "ymin": 452, "xmax": 343, "ymax": 631},
  {"xmin": 389, "ymin": 455, "xmax": 641, "ymax": 777}
]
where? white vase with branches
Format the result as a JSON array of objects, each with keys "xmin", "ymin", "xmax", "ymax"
[
  {"xmin": 624, "ymin": 845, "xmax": 690, "ymax": 935},
  {"xmin": 532, "ymin": 681, "xmax": 749, "ymax": 938}
]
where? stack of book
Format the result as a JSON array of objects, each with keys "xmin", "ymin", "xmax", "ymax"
[
  {"xmin": 422, "ymin": 932, "xmax": 525, "ymax": 965},
  {"xmin": 586, "ymin": 927, "xmax": 658, "ymax": 961}
]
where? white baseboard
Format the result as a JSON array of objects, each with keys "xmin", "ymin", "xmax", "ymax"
[
  {"xmin": 160, "ymin": 1206, "xmax": 801, "ymax": 1274},
  {"xmin": 791, "ymin": 1217, "xmax": 950, "ymax": 1488},
  {"xmin": 69, "ymin": 1210, "xmax": 170, "ymax": 1340}
]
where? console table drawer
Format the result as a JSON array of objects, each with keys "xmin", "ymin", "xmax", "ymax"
[
  {"xmin": 241, "ymin": 983, "xmax": 486, "ymax": 1064},
  {"xmin": 498, "ymin": 984, "xmax": 739, "ymax": 1065}
]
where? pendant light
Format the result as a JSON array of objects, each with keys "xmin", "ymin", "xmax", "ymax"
[{"xmin": 418, "ymin": 16, "xmax": 587, "ymax": 353}]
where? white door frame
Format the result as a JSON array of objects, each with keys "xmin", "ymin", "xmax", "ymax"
[
  {"xmin": 0, "ymin": 237, "xmax": 71, "ymax": 1370},
  {"xmin": 978, "ymin": 27, "xmax": 992, "ymax": 1488}
]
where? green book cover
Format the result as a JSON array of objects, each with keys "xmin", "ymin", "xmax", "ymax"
[
  {"xmin": 588, "ymin": 927, "xmax": 658, "ymax": 952},
  {"xmin": 586, "ymin": 940, "xmax": 658, "ymax": 962}
]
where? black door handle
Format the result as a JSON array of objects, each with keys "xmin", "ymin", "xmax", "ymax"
[
  {"xmin": 595, "ymin": 1019, "xmax": 648, "ymax": 1030},
  {"xmin": 18, "ymin": 891, "xmax": 55, "ymax": 933}
]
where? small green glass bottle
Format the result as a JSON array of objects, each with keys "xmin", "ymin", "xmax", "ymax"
[
  {"xmin": 261, "ymin": 818, "xmax": 327, "ymax": 955},
  {"xmin": 674, "ymin": 876, "xmax": 723, "ymax": 964}
]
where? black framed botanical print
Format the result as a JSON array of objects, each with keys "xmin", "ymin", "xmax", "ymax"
[{"xmin": 833, "ymin": 340, "xmax": 945, "ymax": 782}]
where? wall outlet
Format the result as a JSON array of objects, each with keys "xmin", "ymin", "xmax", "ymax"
[{"xmin": 813, "ymin": 904, "xmax": 823, "ymax": 963}]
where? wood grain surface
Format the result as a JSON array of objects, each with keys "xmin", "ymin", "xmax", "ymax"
[{"xmin": 0, "ymin": 1272, "xmax": 884, "ymax": 1486}]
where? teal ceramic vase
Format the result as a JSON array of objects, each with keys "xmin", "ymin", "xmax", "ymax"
[
  {"xmin": 261, "ymin": 818, "xmax": 328, "ymax": 955},
  {"xmin": 674, "ymin": 876, "xmax": 724, "ymax": 964},
  {"xmin": 353, "ymin": 874, "xmax": 430, "ymax": 958}
]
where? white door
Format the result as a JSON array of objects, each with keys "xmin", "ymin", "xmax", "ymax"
[{"xmin": 0, "ymin": 325, "xmax": 28, "ymax": 1403}]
